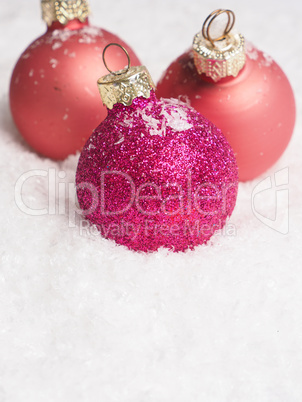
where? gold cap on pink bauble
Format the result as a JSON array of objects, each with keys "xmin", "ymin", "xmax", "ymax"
[{"xmin": 97, "ymin": 43, "xmax": 155, "ymax": 109}]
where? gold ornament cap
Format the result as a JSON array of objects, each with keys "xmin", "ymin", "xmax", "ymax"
[
  {"xmin": 192, "ymin": 9, "xmax": 246, "ymax": 82},
  {"xmin": 41, "ymin": 0, "xmax": 90, "ymax": 26},
  {"xmin": 97, "ymin": 43, "xmax": 155, "ymax": 110}
]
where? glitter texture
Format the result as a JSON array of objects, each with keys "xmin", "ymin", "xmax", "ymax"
[{"xmin": 76, "ymin": 90, "xmax": 238, "ymax": 252}]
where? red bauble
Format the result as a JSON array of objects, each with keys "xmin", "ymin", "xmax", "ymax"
[
  {"xmin": 9, "ymin": 18, "xmax": 140, "ymax": 160},
  {"xmin": 156, "ymin": 13, "xmax": 296, "ymax": 182}
]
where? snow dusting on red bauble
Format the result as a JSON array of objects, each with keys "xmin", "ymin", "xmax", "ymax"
[
  {"xmin": 156, "ymin": 9, "xmax": 296, "ymax": 182},
  {"xmin": 9, "ymin": 0, "xmax": 141, "ymax": 160},
  {"xmin": 76, "ymin": 56, "xmax": 238, "ymax": 252}
]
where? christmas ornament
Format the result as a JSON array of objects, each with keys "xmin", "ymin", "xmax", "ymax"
[
  {"xmin": 156, "ymin": 9, "xmax": 296, "ymax": 182},
  {"xmin": 76, "ymin": 44, "xmax": 238, "ymax": 252},
  {"xmin": 9, "ymin": 0, "xmax": 141, "ymax": 160}
]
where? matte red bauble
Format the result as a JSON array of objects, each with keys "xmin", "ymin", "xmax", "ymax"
[
  {"xmin": 156, "ymin": 9, "xmax": 296, "ymax": 181},
  {"xmin": 9, "ymin": 0, "xmax": 141, "ymax": 160},
  {"xmin": 76, "ymin": 45, "xmax": 238, "ymax": 252}
]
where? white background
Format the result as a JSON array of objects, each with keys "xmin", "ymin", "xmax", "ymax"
[{"xmin": 0, "ymin": 0, "xmax": 302, "ymax": 401}]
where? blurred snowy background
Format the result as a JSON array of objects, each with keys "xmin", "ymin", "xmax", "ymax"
[{"xmin": 0, "ymin": 0, "xmax": 302, "ymax": 401}]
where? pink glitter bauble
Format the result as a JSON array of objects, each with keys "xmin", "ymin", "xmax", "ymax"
[{"xmin": 76, "ymin": 90, "xmax": 238, "ymax": 252}]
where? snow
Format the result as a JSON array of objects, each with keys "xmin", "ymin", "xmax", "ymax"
[
  {"xmin": 47, "ymin": 25, "xmax": 103, "ymax": 45},
  {"xmin": 49, "ymin": 58, "xmax": 58, "ymax": 68},
  {"xmin": 1, "ymin": 0, "xmax": 302, "ymax": 401},
  {"xmin": 159, "ymin": 100, "xmax": 193, "ymax": 131}
]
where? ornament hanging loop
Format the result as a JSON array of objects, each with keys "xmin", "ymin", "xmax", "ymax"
[
  {"xmin": 202, "ymin": 9, "xmax": 235, "ymax": 47},
  {"xmin": 102, "ymin": 43, "xmax": 131, "ymax": 76}
]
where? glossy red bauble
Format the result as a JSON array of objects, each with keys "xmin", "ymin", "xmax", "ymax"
[
  {"xmin": 156, "ymin": 44, "xmax": 296, "ymax": 181},
  {"xmin": 9, "ymin": 20, "xmax": 141, "ymax": 159}
]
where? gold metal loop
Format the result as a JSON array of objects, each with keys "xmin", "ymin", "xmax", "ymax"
[
  {"xmin": 102, "ymin": 43, "xmax": 131, "ymax": 76},
  {"xmin": 202, "ymin": 9, "xmax": 235, "ymax": 47}
]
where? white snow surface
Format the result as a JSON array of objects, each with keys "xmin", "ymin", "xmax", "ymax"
[{"xmin": 1, "ymin": 0, "xmax": 302, "ymax": 401}]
